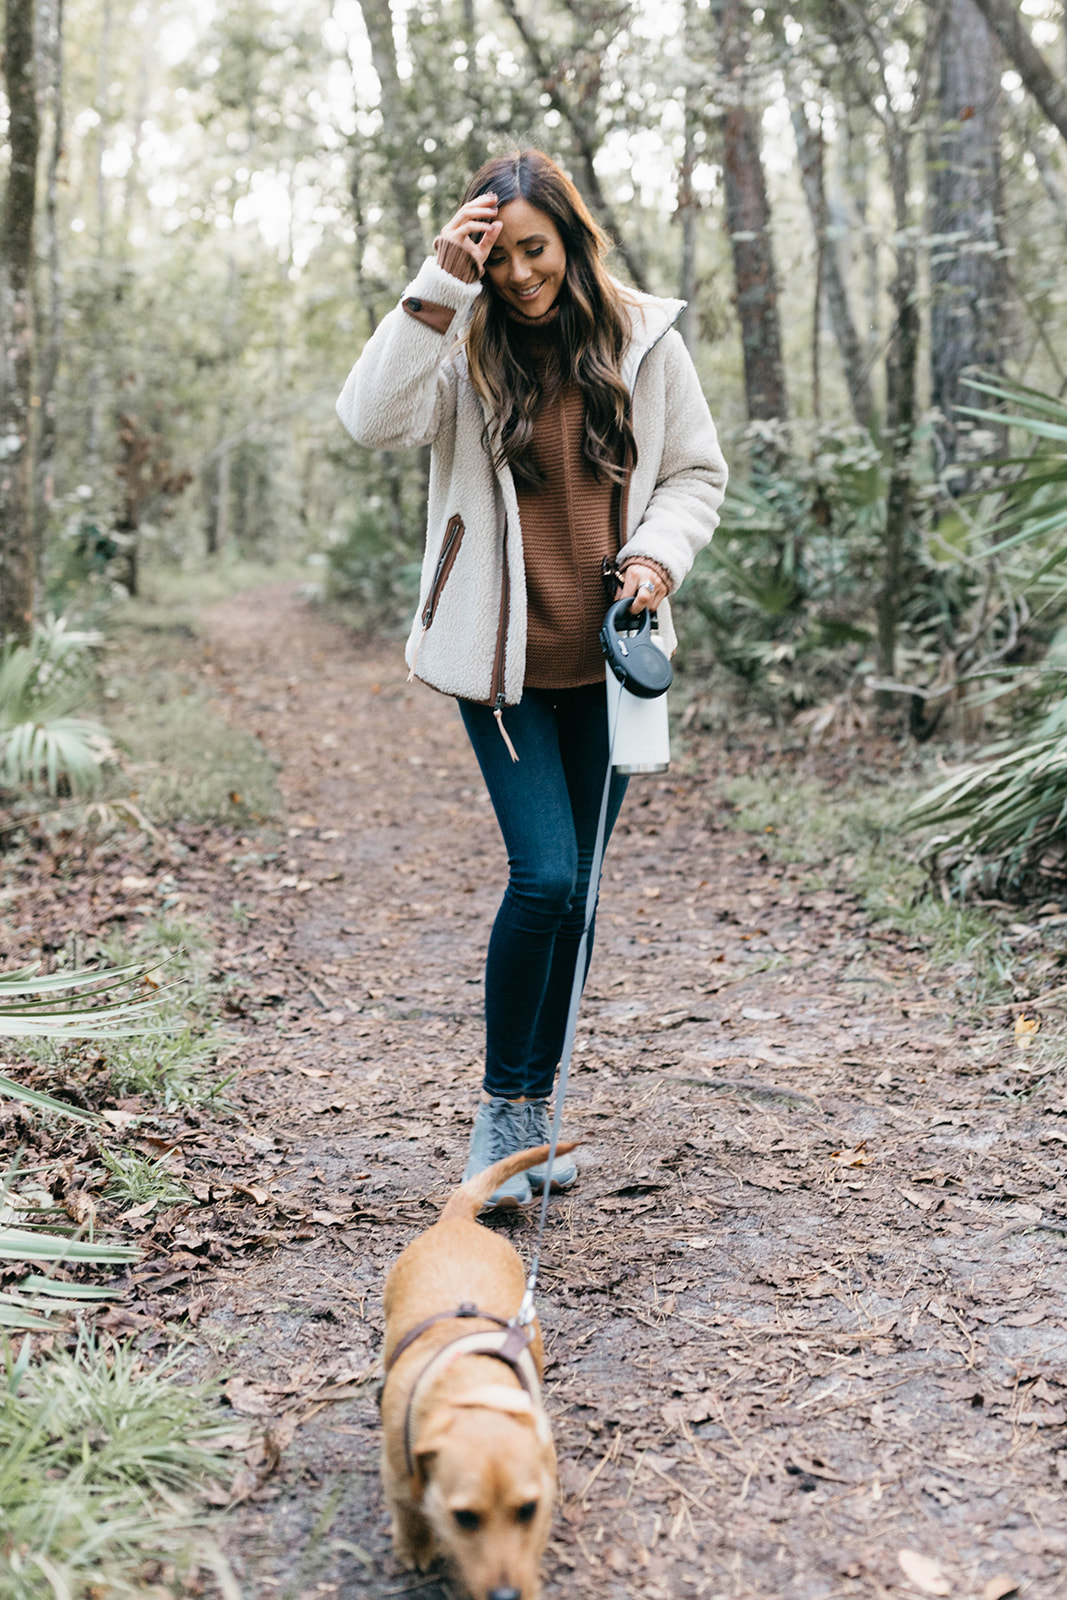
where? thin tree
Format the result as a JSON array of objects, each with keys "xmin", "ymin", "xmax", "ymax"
[
  {"xmin": 675, "ymin": 0, "xmax": 700, "ymax": 353},
  {"xmin": 929, "ymin": 0, "xmax": 1007, "ymax": 485},
  {"xmin": 968, "ymin": 0, "xmax": 1067, "ymax": 145},
  {"xmin": 32, "ymin": 0, "xmax": 63, "ymax": 578},
  {"xmin": 711, "ymin": 0, "xmax": 788, "ymax": 427},
  {"xmin": 0, "ymin": 0, "xmax": 41, "ymax": 643},
  {"xmin": 829, "ymin": 0, "xmax": 941, "ymax": 683},
  {"xmin": 358, "ymin": 0, "xmax": 426, "ymax": 281},
  {"xmin": 778, "ymin": 43, "xmax": 875, "ymax": 431}
]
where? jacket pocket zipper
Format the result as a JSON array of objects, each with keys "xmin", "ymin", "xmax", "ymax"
[
  {"xmin": 408, "ymin": 515, "xmax": 465, "ymax": 680},
  {"xmin": 423, "ymin": 514, "xmax": 465, "ymax": 627}
]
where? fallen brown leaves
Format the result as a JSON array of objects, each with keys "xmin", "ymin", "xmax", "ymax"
[{"xmin": 4, "ymin": 590, "xmax": 1067, "ymax": 1600}]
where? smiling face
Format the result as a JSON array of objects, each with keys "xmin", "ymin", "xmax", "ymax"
[{"xmin": 483, "ymin": 197, "xmax": 568, "ymax": 318}]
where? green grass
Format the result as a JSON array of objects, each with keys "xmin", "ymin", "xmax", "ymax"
[
  {"xmin": 103, "ymin": 1024, "xmax": 231, "ymax": 1111},
  {"xmin": 720, "ymin": 769, "xmax": 1028, "ymax": 1014},
  {"xmin": 102, "ymin": 1149, "xmax": 192, "ymax": 1208},
  {"xmin": 20, "ymin": 919, "xmax": 235, "ymax": 1113},
  {"xmin": 114, "ymin": 554, "xmax": 310, "ymax": 636},
  {"xmin": 105, "ymin": 684, "xmax": 281, "ymax": 828},
  {"xmin": 98, "ymin": 571, "xmax": 285, "ymax": 830},
  {"xmin": 0, "ymin": 1332, "xmax": 235, "ymax": 1599}
]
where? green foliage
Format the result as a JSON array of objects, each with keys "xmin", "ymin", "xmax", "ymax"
[
  {"xmin": 0, "ymin": 951, "xmax": 176, "ymax": 1327},
  {"xmin": 102, "ymin": 1025, "xmax": 228, "ymax": 1111},
  {"xmin": 722, "ymin": 770, "xmax": 1015, "ymax": 1007},
  {"xmin": 55, "ymin": 918, "xmax": 234, "ymax": 1111},
  {"xmin": 102, "ymin": 1149, "xmax": 192, "ymax": 1208},
  {"xmin": 105, "ymin": 670, "xmax": 281, "ymax": 827},
  {"xmin": 0, "ymin": 618, "xmax": 113, "ymax": 796},
  {"xmin": 0, "ymin": 958, "xmax": 170, "ymax": 1062},
  {"xmin": 324, "ymin": 503, "xmax": 422, "ymax": 628},
  {"xmin": 910, "ymin": 695, "xmax": 1067, "ymax": 895},
  {"xmin": 0, "ymin": 1332, "xmax": 230, "ymax": 1599},
  {"xmin": 907, "ymin": 378, "xmax": 1067, "ymax": 891},
  {"xmin": 675, "ymin": 429, "xmax": 885, "ymax": 699}
]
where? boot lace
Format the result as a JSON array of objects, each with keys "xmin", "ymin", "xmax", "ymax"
[
  {"xmin": 486, "ymin": 1098, "xmax": 526, "ymax": 1162},
  {"xmin": 522, "ymin": 1100, "xmax": 550, "ymax": 1149}
]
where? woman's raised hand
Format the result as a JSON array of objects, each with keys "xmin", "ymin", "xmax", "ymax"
[{"xmin": 436, "ymin": 194, "xmax": 503, "ymax": 276}]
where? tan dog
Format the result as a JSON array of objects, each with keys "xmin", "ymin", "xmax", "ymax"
[{"xmin": 380, "ymin": 1142, "xmax": 577, "ymax": 1600}]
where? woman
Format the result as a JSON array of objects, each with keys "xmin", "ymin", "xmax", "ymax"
[{"xmin": 337, "ymin": 150, "xmax": 727, "ymax": 1208}]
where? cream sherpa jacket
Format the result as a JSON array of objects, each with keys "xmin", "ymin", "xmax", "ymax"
[{"xmin": 336, "ymin": 256, "xmax": 727, "ymax": 707}]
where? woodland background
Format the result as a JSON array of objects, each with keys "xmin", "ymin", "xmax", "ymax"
[
  {"xmin": 3, "ymin": 3, "xmax": 1067, "ymax": 1592},
  {"xmin": 3, "ymin": 0, "xmax": 1067, "ymax": 859}
]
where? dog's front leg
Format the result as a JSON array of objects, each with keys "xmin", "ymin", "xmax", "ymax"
[{"xmin": 387, "ymin": 1490, "xmax": 436, "ymax": 1571}]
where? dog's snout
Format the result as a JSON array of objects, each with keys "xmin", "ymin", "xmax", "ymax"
[{"xmin": 488, "ymin": 1590, "xmax": 522, "ymax": 1600}]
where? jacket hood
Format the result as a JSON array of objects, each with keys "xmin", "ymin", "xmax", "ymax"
[{"xmin": 615, "ymin": 280, "xmax": 686, "ymax": 391}]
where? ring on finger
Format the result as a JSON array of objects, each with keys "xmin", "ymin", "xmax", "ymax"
[{"xmin": 638, "ymin": 580, "xmax": 657, "ymax": 595}]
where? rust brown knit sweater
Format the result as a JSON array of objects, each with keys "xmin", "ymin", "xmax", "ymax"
[
  {"xmin": 433, "ymin": 238, "xmax": 668, "ymax": 688},
  {"xmin": 511, "ymin": 318, "xmax": 620, "ymax": 689}
]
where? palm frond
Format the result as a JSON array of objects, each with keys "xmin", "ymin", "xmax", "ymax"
[
  {"xmin": 910, "ymin": 709, "xmax": 1067, "ymax": 888},
  {"xmin": 0, "ymin": 959, "xmax": 174, "ymax": 1045},
  {"xmin": 0, "ymin": 1229, "xmax": 136, "ymax": 1262},
  {"xmin": 0, "ymin": 1077, "xmax": 100, "ymax": 1124}
]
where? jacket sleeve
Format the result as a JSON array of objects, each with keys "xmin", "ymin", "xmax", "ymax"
[
  {"xmin": 621, "ymin": 330, "xmax": 728, "ymax": 591},
  {"xmin": 336, "ymin": 258, "xmax": 484, "ymax": 450}
]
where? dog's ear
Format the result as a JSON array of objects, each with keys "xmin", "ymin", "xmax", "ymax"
[{"xmin": 412, "ymin": 1410, "xmax": 456, "ymax": 1489}]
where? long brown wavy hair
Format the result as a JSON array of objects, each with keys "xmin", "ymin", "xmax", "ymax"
[{"xmin": 461, "ymin": 150, "xmax": 637, "ymax": 488}]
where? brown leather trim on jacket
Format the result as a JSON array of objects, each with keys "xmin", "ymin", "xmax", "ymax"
[
  {"xmin": 618, "ymin": 552, "xmax": 674, "ymax": 594},
  {"xmin": 433, "ymin": 236, "xmax": 481, "ymax": 284},
  {"xmin": 401, "ymin": 296, "xmax": 457, "ymax": 335}
]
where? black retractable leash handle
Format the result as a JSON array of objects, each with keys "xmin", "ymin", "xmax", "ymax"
[
  {"xmin": 516, "ymin": 598, "xmax": 670, "ymax": 1327},
  {"xmin": 600, "ymin": 598, "xmax": 673, "ymax": 698}
]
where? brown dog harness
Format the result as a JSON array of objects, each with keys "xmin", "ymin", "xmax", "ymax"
[{"xmin": 384, "ymin": 1304, "xmax": 543, "ymax": 1476}]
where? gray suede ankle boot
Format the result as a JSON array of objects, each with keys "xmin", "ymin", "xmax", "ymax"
[
  {"xmin": 522, "ymin": 1099, "xmax": 578, "ymax": 1192},
  {"xmin": 462, "ymin": 1097, "xmax": 532, "ymax": 1210}
]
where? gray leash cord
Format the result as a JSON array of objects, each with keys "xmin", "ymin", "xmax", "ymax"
[{"xmin": 517, "ymin": 685, "xmax": 621, "ymax": 1327}]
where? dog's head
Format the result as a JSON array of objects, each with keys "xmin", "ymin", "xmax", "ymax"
[{"xmin": 414, "ymin": 1386, "xmax": 556, "ymax": 1600}]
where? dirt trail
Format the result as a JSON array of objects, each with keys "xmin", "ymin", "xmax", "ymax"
[{"xmin": 185, "ymin": 585, "xmax": 1066, "ymax": 1600}]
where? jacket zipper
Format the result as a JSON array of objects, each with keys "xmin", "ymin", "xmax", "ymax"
[
  {"xmin": 408, "ymin": 515, "xmax": 466, "ymax": 680},
  {"xmin": 617, "ymin": 436, "xmax": 633, "ymax": 553},
  {"xmin": 423, "ymin": 514, "xmax": 465, "ymax": 627},
  {"xmin": 614, "ymin": 316, "xmax": 682, "ymax": 621},
  {"xmin": 491, "ymin": 521, "xmax": 518, "ymax": 761}
]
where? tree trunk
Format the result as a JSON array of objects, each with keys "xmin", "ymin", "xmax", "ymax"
[
  {"xmin": 877, "ymin": 133, "xmax": 921, "ymax": 682},
  {"xmin": 676, "ymin": 102, "xmax": 698, "ymax": 352},
  {"xmin": 33, "ymin": 0, "xmax": 63, "ymax": 580},
  {"xmin": 0, "ymin": 0, "xmax": 40, "ymax": 643},
  {"xmin": 929, "ymin": 0, "xmax": 1007, "ymax": 484},
  {"xmin": 968, "ymin": 0, "xmax": 1067, "ymax": 144},
  {"xmin": 206, "ymin": 446, "xmax": 230, "ymax": 557},
  {"xmin": 713, "ymin": 0, "xmax": 788, "ymax": 426},
  {"xmin": 843, "ymin": 110, "xmax": 881, "ymax": 380},
  {"xmin": 787, "ymin": 81, "xmax": 875, "ymax": 431},
  {"xmin": 674, "ymin": 0, "xmax": 699, "ymax": 351},
  {"xmin": 358, "ymin": 0, "xmax": 426, "ymax": 281}
]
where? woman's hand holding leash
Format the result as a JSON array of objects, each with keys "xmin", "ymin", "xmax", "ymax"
[
  {"xmin": 436, "ymin": 194, "xmax": 503, "ymax": 277},
  {"xmin": 620, "ymin": 563, "xmax": 667, "ymax": 615}
]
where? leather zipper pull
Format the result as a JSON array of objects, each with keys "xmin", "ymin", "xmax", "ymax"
[
  {"xmin": 494, "ymin": 707, "xmax": 519, "ymax": 762},
  {"xmin": 407, "ymin": 624, "xmax": 428, "ymax": 682}
]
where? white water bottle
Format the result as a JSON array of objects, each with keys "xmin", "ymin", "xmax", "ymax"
[{"xmin": 603, "ymin": 611, "xmax": 671, "ymax": 773}]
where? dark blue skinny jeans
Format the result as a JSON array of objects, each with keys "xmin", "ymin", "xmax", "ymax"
[{"xmin": 458, "ymin": 683, "xmax": 629, "ymax": 1101}]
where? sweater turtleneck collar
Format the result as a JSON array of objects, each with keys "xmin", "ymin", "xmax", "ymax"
[{"xmin": 503, "ymin": 301, "xmax": 562, "ymax": 334}]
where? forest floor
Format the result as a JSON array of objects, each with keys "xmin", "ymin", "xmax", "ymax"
[{"xmin": 9, "ymin": 580, "xmax": 1067, "ymax": 1600}]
